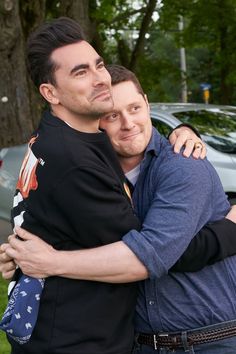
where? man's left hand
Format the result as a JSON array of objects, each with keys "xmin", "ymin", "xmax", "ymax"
[{"xmin": 169, "ymin": 126, "xmax": 206, "ymax": 159}]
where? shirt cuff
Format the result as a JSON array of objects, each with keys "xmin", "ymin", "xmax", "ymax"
[
  {"xmin": 168, "ymin": 123, "xmax": 201, "ymax": 139},
  {"xmin": 123, "ymin": 230, "xmax": 167, "ymax": 279}
]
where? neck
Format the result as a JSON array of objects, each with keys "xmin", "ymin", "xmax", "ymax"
[
  {"xmin": 51, "ymin": 106, "xmax": 100, "ymax": 133},
  {"xmin": 119, "ymin": 155, "xmax": 142, "ymax": 173}
]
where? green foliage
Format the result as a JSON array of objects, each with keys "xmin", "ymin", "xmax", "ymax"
[
  {"xmin": 0, "ymin": 277, "xmax": 10, "ymax": 354},
  {"xmin": 156, "ymin": 0, "xmax": 236, "ymax": 103},
  {"xmin": 136, "ymin": 31, "xmax": 182, "ymax": 101},
  {"xmin": 17, "ymin": 0, "xmax": 236, "ymax": 104},
  {"xmin": 91, "ymin": 0, "xmax": 236, "ymax": 104}
]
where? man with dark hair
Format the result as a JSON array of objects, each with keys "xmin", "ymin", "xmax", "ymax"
[
  {"xmin": 26, "ymin": 17, "xmax": 86, "ymax": 87},
  {"xmin": 1, "ymin": 18, "xmax": 236, "ymax": 354},
  {"xmin": 1, "ymin": 17, "xmax": 142, "ymax": 354}
]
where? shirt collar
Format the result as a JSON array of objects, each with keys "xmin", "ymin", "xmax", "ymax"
[{"xmin": 143, "ymin": 127, "xmax": 162, "ymax": 159}]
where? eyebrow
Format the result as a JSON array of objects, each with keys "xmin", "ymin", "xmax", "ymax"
[
  {"xmin": 127, "ymin": 101, "xmax": 141, "ymax": 108},
  {"xmin": 70, "ymin": 56, "xmax": 104, "ymax": 75}
]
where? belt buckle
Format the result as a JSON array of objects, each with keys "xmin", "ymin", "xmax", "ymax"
[
  {"xmin": 153, "ymin": 334, "xmax": 158, "ymax": 350},
  {"xmin": 153, "ymin": 333, "xmax": 169, "ymax": 350}
]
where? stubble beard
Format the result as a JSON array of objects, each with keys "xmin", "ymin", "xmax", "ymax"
[{"xmin": 79, "ymin": 96, "xmax": 114, "ymax": 120}]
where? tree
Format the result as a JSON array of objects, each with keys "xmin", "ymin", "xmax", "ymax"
[
  {"xmin": 52, "ymin": 0, "xmax": 93, "ymax": 41},
  {"xmin": 0, "ymin": 0, "xmax": 94, "ymax": 147},
  {"xmin": 91, "ymin": 0, "xmax": 159, "ymax": 70},
  {"xmin": 0, "ymin": 0, "xmax": 35, "ymax": 147},
  {"xmin": 1, "ymin": 0, "xmax": 236, "ymax": 146},
  {"xmin": 158, "ymin": 0, "xmax": 236, "ymax": 104}
]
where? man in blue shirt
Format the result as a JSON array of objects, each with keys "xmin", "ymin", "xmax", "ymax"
[{"xmin": 2, "ymin": 65, "xmax": 236, "ymax": 353}]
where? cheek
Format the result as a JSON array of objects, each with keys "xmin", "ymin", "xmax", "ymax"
[
  {"xmin": 141, "ymin": 118, "xmax": 152, "ymax": 134},
  {"xmin": 103, "ymin": 69, "xmax": 112, "ymax": 84},
  {"xmin": 108, "ymin": 131, "xmax": 120, "ymax": 146},
  {"xmin": 69, "ymin": 80, "xmax": 89, "ymax": 97},
  {"xmin": 99, "ymin": 122, "xmax": 119, "ymax": 139}
]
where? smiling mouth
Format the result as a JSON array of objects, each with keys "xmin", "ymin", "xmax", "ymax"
[
  {"xmin": 92, "ymin": 90, "xmax": 111, "ymax": 101},
  {"xmin": 121, "ymin": 132, "xmax": 140, "ymax": 140}
]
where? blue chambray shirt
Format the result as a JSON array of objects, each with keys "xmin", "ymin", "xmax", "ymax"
[{"xmin": 123, "ymin": 128, "xmax": 236, "ymax": 333}]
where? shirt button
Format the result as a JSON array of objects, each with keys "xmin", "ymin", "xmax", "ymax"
[{"xmin": 149, "ymin": 301, "xmax": 155, "ymax": 306}]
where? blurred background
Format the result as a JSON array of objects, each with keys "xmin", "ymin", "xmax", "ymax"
[
  {"xmin": 1, "ymin": 0, "xmax": 236, "ymax": 147},
  {"xmin": 0, "ymin": 2, "xmax": 236, "ymax": 351}
]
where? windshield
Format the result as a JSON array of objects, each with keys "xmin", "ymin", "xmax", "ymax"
[{"xmin": 173, "ymin": 109, "xmax": 236, "ymax": 153}]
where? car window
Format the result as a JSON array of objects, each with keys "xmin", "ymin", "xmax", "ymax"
[
  {"xmin": 151, "ymin": 119, "xmax": 173, "ymax": 138},
  {"xmin": 173, "ymin": 110, "xmax": 236, "ymax": 154}
]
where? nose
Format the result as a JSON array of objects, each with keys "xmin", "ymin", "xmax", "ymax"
[
  {"xmin": 121, "ymin": 114, "xmax": 135, "ymax": 130},
  {"xmin": 93, "ymin": 68, "xmax": 110, "ymax": 87}
]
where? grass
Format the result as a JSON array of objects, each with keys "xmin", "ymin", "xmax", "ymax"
[{"xmin": 0, "ymin": 276, "xmax": 11, "ymax": 354}]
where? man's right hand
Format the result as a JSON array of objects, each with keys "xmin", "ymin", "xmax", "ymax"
[{"xmin": 0, "ymin": 243, "xmax": 16, "ymax": 280}]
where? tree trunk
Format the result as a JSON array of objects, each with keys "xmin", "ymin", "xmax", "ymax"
[
  {"xmin": 0, "ymin": 0, "xmax": 33, "ymax": 147},
  {"xmin": 129, "ymin": 0, "xmax": 157, "ymax": 71},
  {"xmin": 58, "ymin": 0, "xmax": 93, "ymax": 41}
]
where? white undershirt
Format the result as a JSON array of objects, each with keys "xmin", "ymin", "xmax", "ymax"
[{"xmin": 125, "ymin": 164, "xmax": 141, "ymax": 187}]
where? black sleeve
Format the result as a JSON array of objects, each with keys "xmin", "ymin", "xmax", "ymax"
[
  {"xmin": 168, "ymin": 123, "xmax": 201, "ymax": 139},
  {"xmin": 170, "ymin": 219, "xmax": 236, "ymax": 272}
]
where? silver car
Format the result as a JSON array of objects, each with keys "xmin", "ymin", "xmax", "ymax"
[
  {"xmin": 151, "ymin": 103, "xmax": 236, "ymax": 205},
  {"xmin": 0, "ymin": 103, "xmax": 236, "ymax": 220},
  {"xmin": 0, "ymin": 144, "xmax": 27, "ymax": 220}
]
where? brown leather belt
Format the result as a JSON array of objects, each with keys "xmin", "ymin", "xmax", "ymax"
[{"xmin": 137, "ymin": 325, "xmax": 236, "ymax": 350}]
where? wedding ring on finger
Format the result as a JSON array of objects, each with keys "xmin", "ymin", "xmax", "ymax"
[{"xmin": 194, "ymin": 142, "xmax": 203, "ymax": 150}]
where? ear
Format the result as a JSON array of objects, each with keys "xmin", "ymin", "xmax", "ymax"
[{"xmin": 39, "ymin": 83, "xmax": 59, "ymax": 105}]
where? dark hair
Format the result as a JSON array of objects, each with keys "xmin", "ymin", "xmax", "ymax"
[
  {"xmin": 106, "ymin": 64, "xmax": 145, "ymax": 97},
  {"xmin": 26, "ymin": 17, "xmax": 85, "ymax": 88}
]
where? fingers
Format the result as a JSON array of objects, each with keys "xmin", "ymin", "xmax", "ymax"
[
  {"xmin": 4, "ymin": 235, "xmax": 23, "ymax": 260},
  {"xmin": 0, "ymin": 243, "xmax": 16, "ymax": 280},
  {"xmin": 0, "ymin": 243, "xmax": 14, "ymax": 261},
  {"xmin": 181, "ymin": 139, "xmax": 206, "ymax": 160},
  {"xmin": 1, "ymin": 269, "xmax": 15, "ymax": 280},
  {"xmin": 199, "ymin": 143, "xmax": 207, "ymax": 159},
  {"xmin": 171, "ymin": 128, "xmax": 198, "ymax": 155},
  {"xmin": 8, "ymin": 234, "xmax": 23, "ymax": 250},
  {"xmin": 191, "ymin": 141, "xmax": 207, "ymax": 160},
  {"xmin": 0, "ymin": 249, "xmax": 13, "ymax": 263},
  {"xmin": 14, "ymin": 226, "xmax": 38, "ymax": 241},
  {"xmin": 173, "ymin": 136, "xmax": 190, "ymax": 154},
  {"xmin": 172, "ymin": 128, "xmax": 195, "ymax": 154},
  {"xmin": 0, "ymin": 260, "xmax": 16, "ymax": 280},
  {"xmin": 181, "ymin": 138, "xmax": 195, "ymax": 157},
  {"xmin": 168, "ymin": 130, "xmax": 177, "ymax": 147},
  {"xmin": 0, "ymin": 242, "xmax": 10, "ymax": 253},
  {"xmin": 4, "ymin": 246, "xmax": 18, "ymax": 260},
  {"xmin": 170, "ymin": 126, "xmax": 207, "ymax": 160}
]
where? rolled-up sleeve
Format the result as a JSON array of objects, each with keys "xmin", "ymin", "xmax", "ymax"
[{"xmin": 123, "ymin": 156, "xmax": 226, "ymax": 279}]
